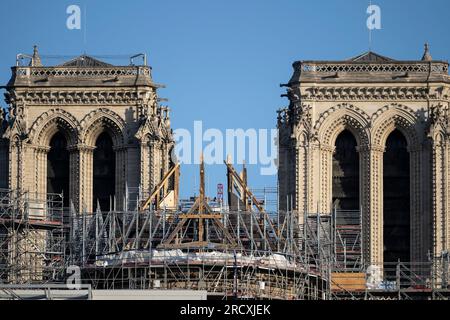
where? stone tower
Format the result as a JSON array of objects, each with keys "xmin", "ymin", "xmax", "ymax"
[
  {"xmin": 0, "ymin": 47, "xmax": 174, "ymax": 213},
  {"xmin": 278, "ymin": 45, "xmax": 450, "ymax": 266}
]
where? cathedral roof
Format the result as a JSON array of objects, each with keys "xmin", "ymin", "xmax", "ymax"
[
  {"xmin": 58, "ymin": 55, "xmax": 113, "ymax": 67},
  {"xmin": 6, "ymin": 46, "xmax": 158, "ymax": 88},
  {"xmin": 347, "ymin": 51, "xmax": 395, "ymax": 62},
  {"xmin": 288, "ymin": 46, "xmax": 449, "ymax": 85}
]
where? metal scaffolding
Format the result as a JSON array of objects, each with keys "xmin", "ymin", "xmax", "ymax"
[
  {"xmin": 332, "ymin": 208, "xmax": 363, "ymax": 271},
  {"xmin": 0, "ymin": 188, "xmax": 66, "ymax": 284},
  {"xmin": 66, "ymin": 207, "xmax": 326, "ymax": 299},
  {"xmin": 0, "ymin": 159, "xmax": 331, "ymax": 300},
  {"xmin": 0, "ymin": 159, "xmax": 449, "ymax": 300}
]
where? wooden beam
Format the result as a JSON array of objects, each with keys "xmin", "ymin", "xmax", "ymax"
[
  {"xmin": 224, "ymin": 160, "xmax": 279, "ymax": 237},
  {"xmin": 140, "ymin": 163, "xmax": 180, "ymax": 211},
  {"xmin": 179, "ymin": 214, "xmax": 222, "ymax": 219},
  {"xmin": 224, "ymin": 160, "xmax": 265, "ymax": 213}
]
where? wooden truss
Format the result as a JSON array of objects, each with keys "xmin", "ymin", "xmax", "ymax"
[{"xmin": 158, "ymin": 156, "xmax": 236, "ymax": 249}]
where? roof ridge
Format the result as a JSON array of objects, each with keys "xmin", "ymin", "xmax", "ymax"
[
  {"xmin": 58, "ymin": 55, "xmax": 113, "ymax": 67},
  {"xmin": 347, "ymin": 51, "xmax": 395, "ymax": 62}
]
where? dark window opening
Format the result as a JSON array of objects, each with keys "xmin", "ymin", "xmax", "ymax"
[
  {"xmin": 47, "ymin": 132, "xmax": 70, "ymax": 207},
  {"xmin": 93, "ymin": 132, "xmax": 116, "ymax": 212},
  {"xmin": 383, "ymin": 129, "xmax": 410, "ymax": 265},
  {"xmin": 332, "ymin": 130, "xmax": 361, "ymax": 269},
  {"xmin": 332, "ymin": 130, "xmax": 359, "ymax": 212}
]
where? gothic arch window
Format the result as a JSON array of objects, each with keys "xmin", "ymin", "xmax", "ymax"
[
  {"xmin": 332, "ymin": 130, "xmax": 359, "ymax": 211},
  {"xmin": 93, "ymin": 132, "xmax": 116, "ymax": 212},
  {"xmin": 383, "ymin": 129, "xmax": 410, "ymax": 264},
  {"xmin": 47, "ymin": 132, "xmax": 70, "ymax": 207},
  {"xmin": 80, "ymin": 110, "xmax": 125, "ymax": 148}
]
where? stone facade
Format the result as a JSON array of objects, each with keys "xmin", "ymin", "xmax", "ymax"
[
  {"xmin": 278, "ymin": 47, "xmax": 450, "ymax": 265},
  {"xmin": 0, "ymin": 47, "xmax": 174, "ymax": 212}
]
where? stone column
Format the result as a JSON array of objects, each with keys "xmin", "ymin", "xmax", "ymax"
[
  {"xmin": 446, "ymin": 144, "xmax": 450, "ymax": 255},
  {"xmin": 429, "ymin": 134, "xmax": 450, "ymax": 287},
  {"xmin": 357, "ymin": 144, "xmax": 372, "ymax": 267},
  {"xmin": 161, "ymin": 143, "xmax": 169, "ymax": 197},
  {"xmin": 162, "ymin": 143, "xmax": 168, "ymax": 176},
  {"xmin": 77, "ymin": 144, "xmax": 95, "ymax": 213},
  {"xmin": 308, "ymin": 142, "xmax": 321, "ymax": 214},
  {"xmin": 409, "ymin": 146, "xmax": 423, "ymax": 263},
  {"xmin": 114, "ymin": 145, "xmax": 127, "ymax": 211},
  {"xmin": 139, "ymin": 137, "xmax": 149, "ymax": 194},
  {"xmin": 34, "ymin": 145, "xmax": 50, "ymax": 197},
  {"xmin": 9, "ymin": 137, "xmax": 23, "ymax": 192},
  {"xmin": 296, "ymin": 144, "xmax": 307, "ymax": 221},
  {"xmin": 67, "ymin": 144, "xmax": 81, "ymax": 212},
  {"xmin": 150, "ymin": 140, "xmax": 160, "ymax": 192},
  {"xmin": 368, "ymin": 144, "xmax": 385, "ymax": 266},
  {"xmin": 150, "ymin": 140, "xmax": 157, "ymax": 193},
  {"xmin": 431, "ymin": 136, "xmax": 447, "ymax": 258},
  {"xmin": 421, "ymin": 140, "xmax": 433, "ymax": 263},
  {"xmin": 294, "ymin": 146, "xmax": 300, "ymax": 215},
  {"xmin": 320, "ymin": 144, "xmax": 334, "ymax": 214}
]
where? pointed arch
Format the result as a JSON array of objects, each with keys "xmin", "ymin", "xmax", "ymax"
[
  {"xmin": 314, "ymin": 104, "xmax": 369, "ymax": 214},
  {"xmin": 80, "ymin": 108, "xmax": 126, "ymax": 147},
  {"xmin": 316, "ymin": 104, "xmax": 370, "ymax": 148},
  {"xmin": 371, "ymin": 104, "xmax": 422, "ymax": 266},
  {"xmin": 29, "ymin": 109, "xmax": 79, "ymax": 146},
  {"xmin": 372, "ymin": 104, "xmax": 422, "ymax": 149},
  {"xmin": 79, "ymin": 109, "xmax": 127, "ymax": 212}
]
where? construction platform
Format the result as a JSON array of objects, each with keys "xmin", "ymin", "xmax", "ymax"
[{"xmin": 0, "ymin": 160, "xmax": 449, "ymax": 300}]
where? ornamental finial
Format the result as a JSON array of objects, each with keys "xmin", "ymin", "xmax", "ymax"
[{"xmin": 421, "ymin": 43, "xmax": 432, "ymax": 61}]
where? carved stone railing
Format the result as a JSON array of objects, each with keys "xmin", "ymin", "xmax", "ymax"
[
  {"xmin": 297, "ymin": 61, "xmax": 449, "ymax": 74},
  {"xmin": 13, "ymin": 66, "xmax": 151, "ymax": 77}
]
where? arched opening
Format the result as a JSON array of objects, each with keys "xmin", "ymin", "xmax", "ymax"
[
  {"xmin": 47, "ymin": 132, "xmax": 70, "ymax": 207},
  {"xmin": 332, "ymin": 130, "xmax": 359, "ymax": 211},
  {"xmin": 383, "ymin": 129, "xmax": 410, "ymax": 264},
  {"xmin": 93, "ymin": 132, "xmax": 116, "ymax": 212},
  {"xmin": 332, "ymin": 130, "xmax": 361, "ymax": 268}
]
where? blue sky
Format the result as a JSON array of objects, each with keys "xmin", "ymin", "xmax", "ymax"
[{"xmin": 1, "ymin": 0, "xmax": 449, "ymax": 203}]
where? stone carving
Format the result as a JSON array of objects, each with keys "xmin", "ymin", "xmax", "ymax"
[
  {"xmin": 1, "ymin": 51, "xmax": 173, "ymax": 213},
  {"xmin": 279, "ymin": 50, "xmax": 450, "ymax": 266}
]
